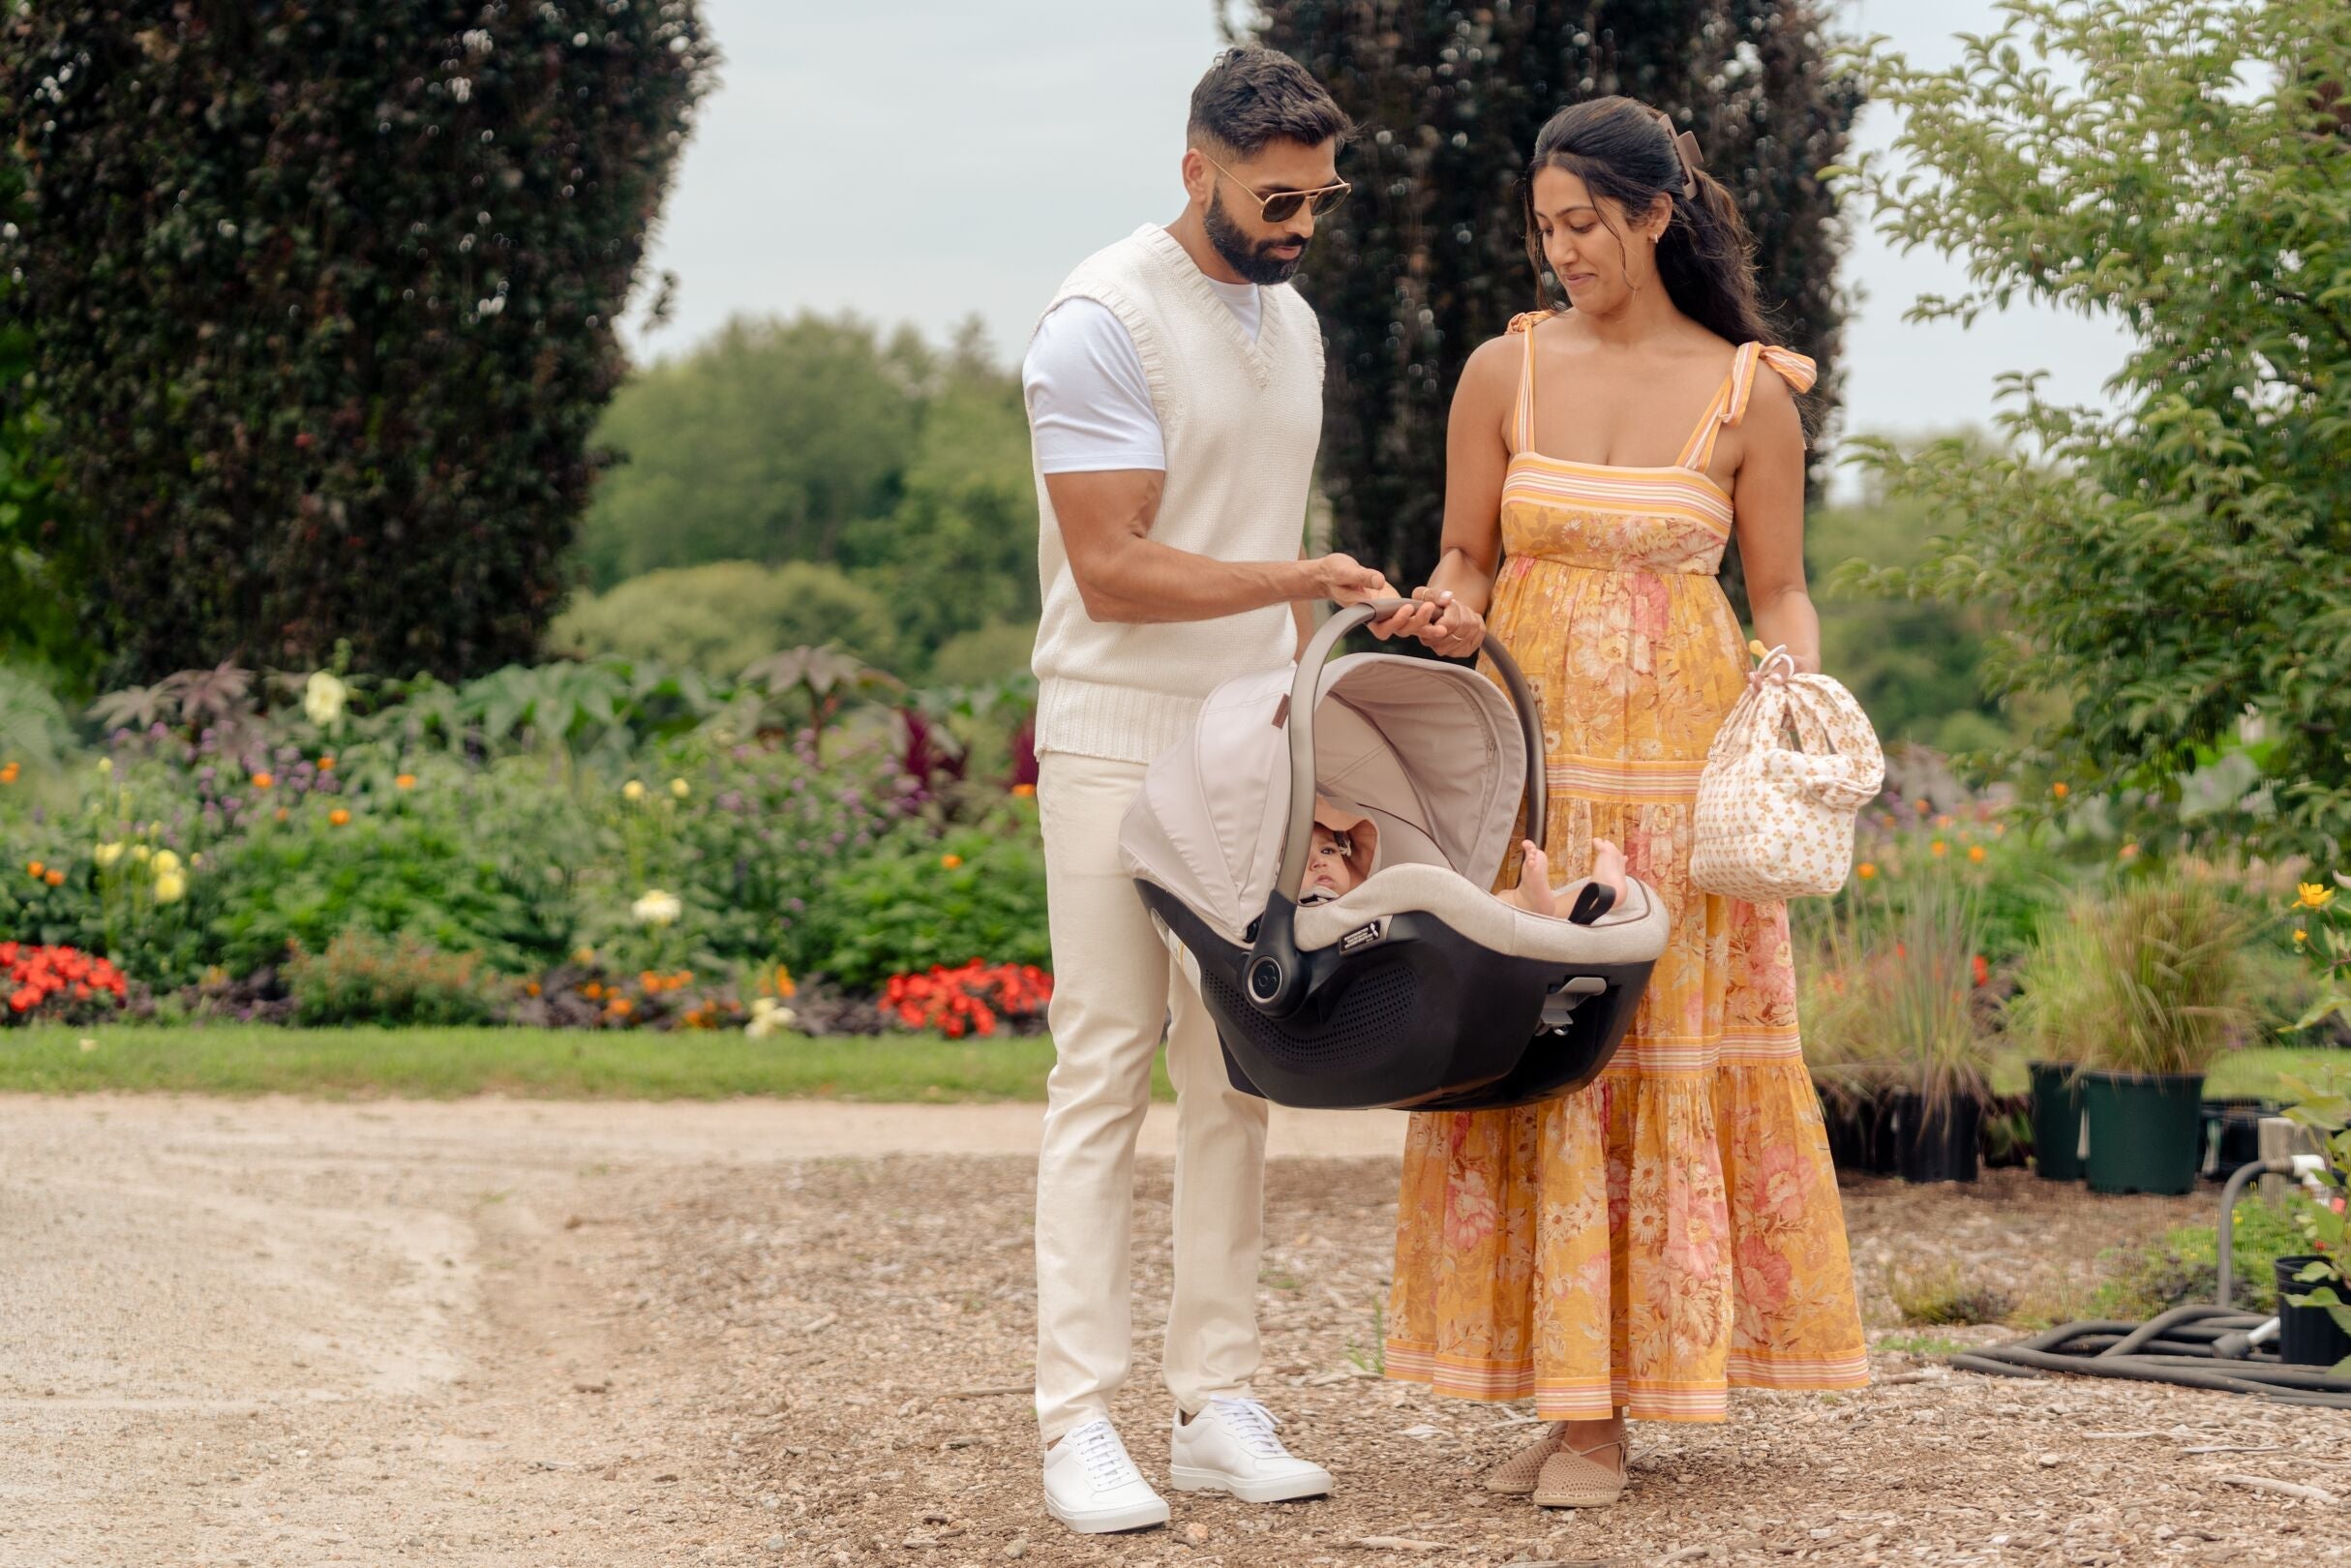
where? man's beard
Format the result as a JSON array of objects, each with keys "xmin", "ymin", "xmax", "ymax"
[{"xmin": 1204, "ymin": 189, "xmax": 1307, "ymax": 285}]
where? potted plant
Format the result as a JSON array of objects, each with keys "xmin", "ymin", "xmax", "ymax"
[
  {"xmin": 1804, "ymin": 879, "xmax": 1994, "ymax": 1184},
  {"xmin": 1799, "ymin": 938, "xmax": 1893, "ymax": 1175},
  {"xmin": 2010, "ymin": 913, "xmax": 2096, "ymax": 1183},
  {"xmin": 2014, "ymin": 871, "xmax": 2253, "ymax": 1196},
  {"xmin": 2276, "ymin": 1072, "xmax": 2351, "ymax": 1371}
]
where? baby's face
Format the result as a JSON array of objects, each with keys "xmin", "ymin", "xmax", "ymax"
[{"xmin": 1300, "ymin": 824, "xmax": 1368, "ymax": 903}]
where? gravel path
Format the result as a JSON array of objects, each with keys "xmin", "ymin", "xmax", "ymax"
[{"xmin": 0, "ymin": 1095, "xmax": 2344, "ymax": 1568}]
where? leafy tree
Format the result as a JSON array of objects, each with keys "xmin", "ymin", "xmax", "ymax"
[
  {"xmin": 0, "ymin": 152, "xmax": 88, "ymax": 691},
  {"xmin": 0, "ymin": 2, "xmax": 713, "ymax": 687},
  {"xmin": 1240, "ymin": 1, "xmax": 1861, "ymax": 598},
  {"xmin": 1843, "ymin": 0, "xmax": 2351, "ymax": 861},
  {"xmin": 548, "ymin": 560, "xmax": 901, "ymax": 679},
  {"xmin": 582, "ymin": 313, "xmax": 1040, "ymax": 677},
  {"xmin": 579, "ymin": 313, "xmax": 925, "ymax": 590}
]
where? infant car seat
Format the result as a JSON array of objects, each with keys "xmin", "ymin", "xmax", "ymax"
[{"xmin": 1119, "ymin": 600, "xmax": 1669, "ymax": 1111}]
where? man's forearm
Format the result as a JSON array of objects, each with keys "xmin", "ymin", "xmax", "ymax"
[{"xmin": 1078, "ymin": 536, "xmax": 1320, "ymax": 625}]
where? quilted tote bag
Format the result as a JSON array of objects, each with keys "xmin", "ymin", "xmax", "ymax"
[{"xmin": 1690, "ymin": 647, "xmax": 1884, "ymax": 902}]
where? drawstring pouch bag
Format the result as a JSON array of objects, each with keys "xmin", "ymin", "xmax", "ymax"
[{"xmin": 1689, "ymin": 645, "xmax": 1884, "ymax": 902}]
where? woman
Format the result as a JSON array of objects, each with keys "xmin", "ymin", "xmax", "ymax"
[{"xmin": 1376, "ymin": 98, "xmax": 1868, "ymax": 1510}]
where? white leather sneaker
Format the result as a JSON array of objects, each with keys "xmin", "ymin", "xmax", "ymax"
[
  {"xmin": 1168, "ymin": 1396, "xmax": 1334, "ymax": 1503},
  {"xmin": 1041, "ymin": 1418, "xmax": 1170, "ymax": 1534}
]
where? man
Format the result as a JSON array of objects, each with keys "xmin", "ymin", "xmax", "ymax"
[{"xmin": 1021, "ymin": 46, "xmax": 1388, "ymax": 1536}]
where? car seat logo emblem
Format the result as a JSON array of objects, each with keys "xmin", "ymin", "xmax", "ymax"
[{"xmin": 1340, "ymin": 920, "xmax": 1383, "ymax": 952}]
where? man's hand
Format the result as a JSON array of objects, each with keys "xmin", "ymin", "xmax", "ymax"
[{"xmin": 1309, "ymin": 552, "xmax": 1394, "ymax": 609}]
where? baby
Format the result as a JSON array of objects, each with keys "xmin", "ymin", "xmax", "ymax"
[{"xmin": 1300, "ymin": 799, "xmax": 1627, "ymax": 924}]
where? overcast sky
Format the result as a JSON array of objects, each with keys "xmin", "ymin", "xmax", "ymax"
[{"xmin": 628, "ymin": 2, "xmax": 2135, "ymax": 471}]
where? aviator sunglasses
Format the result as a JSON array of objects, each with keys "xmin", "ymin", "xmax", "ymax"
[{"xmin": 1195, "ymin": 147, "xmax": 1351, "ymax": 223}]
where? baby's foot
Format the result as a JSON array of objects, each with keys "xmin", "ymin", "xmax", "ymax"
[
  {"xmin": 1589, "ymin": 838, "xmax": 1627, "ymax": 908},
  {"xmin": 1517, "ymin": 839, "xmax": 1555, "ymax": 917}
]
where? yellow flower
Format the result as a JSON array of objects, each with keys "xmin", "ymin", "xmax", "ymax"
[
  {"xmin": 573, "ymin": 946, "xmax": 595, "ymax": 964},
  {"xmin": 302, "ymin": 669, "xmax": 349, "ymax": 728},
  {"xmin": 631, "ymin": 889, "xmax": 681, "ymax": 927},
  {"xmin": 153, "ymin": 870, "xmax": 186, "ymax": 905},
  {"xmin": 2295, "ymin": 882, "xmax": 2336, "ymax": 911},
  {"xmin": 2294, "ymin": 928, "xmax": 2307, "ymax": 946},
  {"xmin": 669, "ymin": 777, "xmax": 690, "ymax": 799},
  {"xmin": 621, "ymin": 779, "xmax": 648, "ymax": 802},
  {"xmin": 132, "ymin": 844, "xmax": 151, "ymax": 862},
  {"xmin": 94, "ymin": 842, "xmax": 124, "ymax": 868},
  {"xmin": 96, "ymin": 757, "xmax": 112, "ymax": 775},
  {"xmin": 1968, "ymin": 845, "xmax": 1986, "ymax": 863},
  {"xmin": 150, "ymin": 849, "xmax": 181, "ymax": 877}
]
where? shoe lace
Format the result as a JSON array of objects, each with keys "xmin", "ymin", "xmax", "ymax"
[
  {"xmin": 1206, "ymin": 1396, "xmax": 1287, "ymax": 1459},
  {"xmin": 1068, "ymin": 1419, "xmax": 1141, "ymax": 1491}
]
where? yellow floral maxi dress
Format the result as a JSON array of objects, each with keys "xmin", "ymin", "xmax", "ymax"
[{"xmin": 1384, "ymin": 315, "xmax": 1869, "ymax": 1423}]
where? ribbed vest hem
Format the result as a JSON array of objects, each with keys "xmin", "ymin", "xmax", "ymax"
[{"xmin": 1033, "ymin": 677, "xmax": 1206, "ymax": 766}]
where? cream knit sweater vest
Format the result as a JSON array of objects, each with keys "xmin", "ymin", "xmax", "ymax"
[{"xmin": 1027, "ymin": 224, "xmax": 1323, "ymax": 765}]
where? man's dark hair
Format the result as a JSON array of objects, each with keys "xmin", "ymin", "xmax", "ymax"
[{"xmin": 1187, "ymin": 46, "xmax": 1350, "ymax": 157}]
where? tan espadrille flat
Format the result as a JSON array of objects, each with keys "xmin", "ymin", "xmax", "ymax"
[
  {"xmin": 1483, "ymin": 1422, "xmax": 1565, "ymax": 1494},
  {"xmin": 1530, "ymin": 1437, "xmax": 1627, "ymax": 1509}
]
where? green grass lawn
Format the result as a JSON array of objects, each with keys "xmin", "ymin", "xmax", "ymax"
[
  {"xmin": 0, "ymin": 1024, "xmax": 1175, "ymax": 1102},
  {"xmin": 0, "ymin": 1024, "xmax": 2334, "ymax": 1104}
]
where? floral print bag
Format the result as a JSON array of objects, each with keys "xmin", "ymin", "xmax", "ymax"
[{"xmin": 1689, "ymin": 646, "xmax": 1884, "ymax": 901}]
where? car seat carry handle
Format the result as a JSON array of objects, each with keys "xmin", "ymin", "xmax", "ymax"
[{"xmin": 1249, "ymin": 598, "xmax": 1550, "ymax": 1018}]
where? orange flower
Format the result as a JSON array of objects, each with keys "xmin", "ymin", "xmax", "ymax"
[
  {"xmin": 328, "ymin": 808, "xmax": 350, "ymax": 827},
  {"xmin": 1011, "ymin": 783, "xmax": 1037, "ymax": 799},
  {"xmin": 317, "ymin": 756, "xmax": 335, "ymax": 771},
  {"xmin": 252, "ymin": 771, "xmax": 274, "ymax": 789},
  {"xmin": 273, "ymin": 808, "xmax": 289, "ymax": 823},
  {"xmin": 1930, "ymin": 840, "xmax": 1948, "ymax": 858},
  {"xmin": 26, "ymin": 860, "xmax": 43, "ymax": 878},
  {"xmin": 0, "ymin": 761, "xmax": 17, "ymax": 784},
  {"xmin": 1856, "ymin": 862, "xmax": 1877, "ymax": 880},
  {"xmin": 582, "ymin": 981, "xmax": 603, "ymax": 999},
  {"xmin": 395, "ymin": 773, "xmax": 416, "ymax": 790},
  {"xmin": 43, "ymin": 869, "xmax": 63, "ymax": 887},
  {"xmin": 2052, "ymin": 781, "xmax": 2069, "ymax": 800},
  {"xmin": 525, "ymin": 980, "xmax": 542, "ymax": 997},
  {"xmin": 772, "ymin": 965, "xmax": 798, "ymax": 999},
  {"xmin": 940, "ymin": 853, "xmax": 964, "ymax": 869},
  {"xmin": 607, "ymin": 997, "xmax": 634, "ymax": 1016},
  {"xmin": 2119, "ymin": 842, "xmax": 2139, "ymax": 861},
  {"xmin": 1967, "ymin": 844, "xmax": 1986, "ymax": 863}
]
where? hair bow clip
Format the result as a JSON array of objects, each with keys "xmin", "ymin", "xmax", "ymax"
[{"xmin": 1646, "ymin": 106, "xmax": 1703, "ymax": 197}]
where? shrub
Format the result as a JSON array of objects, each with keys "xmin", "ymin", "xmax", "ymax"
[
  {"xmin": 2091, "ymin": 1200, "xmax": 2303, "ymax": 1321},
  {"xmin": 0, "ymin": 4, "xmax": 713, "ymax": 684},
  {"xmin": 926, "ymin": 619, "xmax": 1038, "ymax": 689},
  {"xmin": 1886, "ymin": 1259, "xmax": 2013, "ymax": 1328},
  {"xmin": 285, "ymin": 929, "xmax": 502, "ymax": 1028},
  {"xmin": 547, "ymin": 561, "xmax": 902, "ymax": 681},
  {"xmin": 810, "ymin": 811, "xmax": 1049, "ymax": 992},
  {"xmin": 1802, "ymin": 872, "xmax": 1995, "ymax": 1109}
]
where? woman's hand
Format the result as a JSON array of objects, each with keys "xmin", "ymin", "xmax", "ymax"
[
  {"xmin": 1743, "ymin": 639, "xmax": 1820, "ymax": 691},
  {"xmin": 1402, "ymin": 587, "xmax": 1485, "ymax": 659}
]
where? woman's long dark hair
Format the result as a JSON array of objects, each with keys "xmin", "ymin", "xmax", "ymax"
[{"xmin": 1521, "ymin": 97, "xmax": 1779, "ymax": 351}]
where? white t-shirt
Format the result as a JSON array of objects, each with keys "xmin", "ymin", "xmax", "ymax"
[{"xmin": 1023, "ymin": 277, "xmax": 1262, "ymax": 474}]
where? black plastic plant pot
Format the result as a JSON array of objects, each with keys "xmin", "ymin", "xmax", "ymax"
[
  {"xmin": 2199, "ymin": 1097, "xmax": 2281, "ymax": 1183},
  {"xmin": 1821, "ymin": 1093, "xmax": 1879, "ymax": 1174},
  {"xmin": 2027, "ymin": 1062, "xmax": 2085, "ymax": 1182},
  {"xmin": 2080, "ymin": 1070, "xmax": 2206, "ymax": 1196},
  {"xmin": 1888, "ymin": 1091, "xmax": 1981, "ymax": 1185},
  {"xmin": 2275, "ymin": 1256, "xmax": 2351, "ymax": 1370}
]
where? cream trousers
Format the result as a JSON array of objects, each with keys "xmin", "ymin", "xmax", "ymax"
[{"xmin": 1033, "ymin": 750, "xmax": 1268, "ymax": 1443}]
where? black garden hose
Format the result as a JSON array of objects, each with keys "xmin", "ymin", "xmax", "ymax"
[{"xmin": 1946, "ymin": 1161, "xmax": 2351, "ymax": 1409}]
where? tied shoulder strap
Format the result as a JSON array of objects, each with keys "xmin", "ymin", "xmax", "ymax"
[{"xmin": 1673, "ymin": 343, "xmax": 1820, "ymax": 473}]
